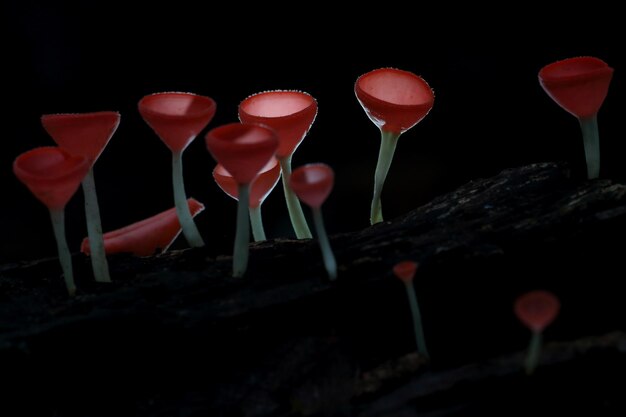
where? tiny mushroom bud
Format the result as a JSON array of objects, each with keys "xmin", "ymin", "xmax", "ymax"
[
  {"xmin": 138, "ymin": 92, "xmax": 216, "ymax": 248},
  {"xmin": 355, "ymin": 68, "xmax": 434, "ymax": 225},
  {"xmin": 13, "ymin": 147, "xmax": 90, "ymax": 296},
  {"xmin": 42, "ymin": 111, "xmax": 120, "ymax": 283},
  {"xmin": 81, "ymin": 198, "xmax": 205, "ymax": 257},
  {"xmin": 514, "ymin": 290, "xmax": 560, "ymax": 375},
  {"xmin": 213, "ymin": 157, "xmax": 281, "ymax": 241},
  {"xmin": 392, "ymin": 261, "xmax": 429, "ymax": 358},
  {"xmin": 239, "ymin": 90, "xmax": 318, "ymax": 239},
  {"xmin": 289, "ymin": 163, "xmax": 337, "ymax": 280},
  {"xmin": 205, "ymin": 123, "xmax": 279, "ymax": 277},
  {"xmin": 539, "ymin": 57, "xmax": 613, "ymax": 179}
]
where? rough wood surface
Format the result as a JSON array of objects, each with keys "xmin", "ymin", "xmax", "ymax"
[{"xmin": 1, "ymin": 162, "xmax": 626, "ymax": 416}]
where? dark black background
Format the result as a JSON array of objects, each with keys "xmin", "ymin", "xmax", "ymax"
[{"xmin": 1, "ymin": 3, "xmax": 624, "ymax": 263}]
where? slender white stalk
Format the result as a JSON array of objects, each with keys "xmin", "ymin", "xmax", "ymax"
[
  {"xmin": 279, "ymin": 156, "xmax": 312, "ymax": 239},
  {"xmin": 525, "ymin": 331, "xmax": 543, "ymax": 375},
  {"xmin": 172, "ymin": 151, "xmax": 204, "ymax": 247},
  {"xmin": 82, "ymin": 168, "xmax": 111, "ymax": 283},
  {"xmin": 405, "ymin": 281, "xmax": 429, "ymax": 358},
  {"xmin": 233, "ymin": 184, "xmax": 251, "ymax": 277},
  {"xmin": 579, "ymin": 115, "xmax": 600, "ymax": 179},
  {"xmin": 50, "ymin": 209, "xmax": 76, "ymax": 296},
  {"xmin": 249, "ymin": 205, "xmax": 267, "ymax": 242},
  {"xmin": 371, "ymin": 130, "xmax": 400, "ymax": 225},
  {"xmin": 312, "ymin": 207, "xmax": 337, "ymax": 280}
]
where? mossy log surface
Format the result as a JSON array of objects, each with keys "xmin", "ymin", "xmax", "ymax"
[{"xmin": 2, "ymin": 162, "xmax": 626, "ymax": 416}]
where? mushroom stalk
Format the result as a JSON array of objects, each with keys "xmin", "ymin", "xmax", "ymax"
[
  {"xmin": 404, "ymin": 281, "xmax": 429, "ymax": 358},
  {"xmin": 81, "ymin": 168, "xmax": 111, "ymax": 283},
  {"xmin": 49, "ymin": 209, "xmax": 76, "ymax": 296},
  {"xmin": 233, "ymin": 184, "xmax": 251, "ymax": 277},
  {"xmin": 312, "ymin": 207, "xmax": 337, "ymax": 280},
  {"xmin": 172, "ymin": 151, "xmax": 205, "ymax": 247},
  {"xmin": 279, "ymin": 156, "xmax": 312, "ymax": 239},
  {"xmin": 579, "ymin": 115, "xmax": 600, "ymax": 179},
  {"xmin": 371, "ymin": 130, "xmax": 400, "ymax": 224},
  {"xmin": 249, "ymin": 206, "xmax": 266, "ymax": 242},
  {"xmin": 525, "ymin": 331, "xmax": 543, "ymax": 375}
]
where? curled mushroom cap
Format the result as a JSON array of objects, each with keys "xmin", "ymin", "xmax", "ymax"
[
  {"xmin": 213, "ymin": 157, "xmax": 281, "ymax": 208},
  {"xmin": 355, "ymin": 68, "xmax": 434, "ymax": 134},
  {"xmin": 539, "ymin": 57, "xmax": 613, "ymax": 119},
  {"xmin": 13, "ymin": 147, "xmax": 90, "ymax": 210},
  {"xmin": 289, "ymin": 163, "xmax": 334, "ymax": 209},
  {"xmin": 139, "ymin": 92, "xmax": 217, "ymax": 153},
  {"xmin": 239, "ymin": 90, "xmax": 317, "ymax": 158},
  {"xmin": 515, "ymin": 290, "xmax": 560, "ymax": 333}
]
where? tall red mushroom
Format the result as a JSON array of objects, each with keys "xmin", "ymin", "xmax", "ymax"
[
  {"xmin": 13, "ymin": 147, "xmax": 90, "ymax": 296},
  {"xmin": 42, "ymin": 111, "xmax": 120, "ymax": 283}
]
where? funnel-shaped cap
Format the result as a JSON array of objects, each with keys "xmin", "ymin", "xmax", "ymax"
[
  {"xmin": 41, "ymin": 111, "xmax": 120, "ymax": 165},
  {"xmin": 290, "ymin": 163, "xmax": 334, "ymax": 209},
  {"xmin": 393, "ymin": 260, "xmax": 418, "ymax": 284},
  {"xmin": 239, "ymin": 90, "xmax": 317, "ymax": 158},
  {"xmin": 206, "ymin": 123, "xmax": 278, "ymax": 184},
  {"xmin": 139, "ymin": 92, "xmax": 217, "ymax": 153},
  {"xmin": 539, "ymin": 57, "xmax": 613, "ymax": 119},
  {"xmin": 213, "ymin": 157, "xmax": 281, "ymax": 208},
  {"xmin": 355, "ymin": 68, "xmax": 434, "ymax": 134},
  {"xmin": 13, "ymin": 147, "xmax": 90, "ymax": 210},
  {"xmin": 81, "ymin": 198, "xmax": 205, "ymax": 257},
  {"xmin": 514, "ymin": 290, "xmax": 560, "ymax": 333}
]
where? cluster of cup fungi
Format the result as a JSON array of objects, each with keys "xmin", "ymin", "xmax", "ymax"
[{"xmin": 13, "ymin": 56, "xmax": 613, "ymax": 373}]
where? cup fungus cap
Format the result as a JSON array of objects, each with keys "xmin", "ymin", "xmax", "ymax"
[
  {"xmin": 355, "ymin": 68, "xmax": 434, "ymax": 134},
  {"xmin": 41, "ymin": 111, "xmax": 120, "ymax": 165},
  {"xmin": 393, "ymin": 260, "xmax": 418, "ymax": 284},
  {"xmin": 238, "ymin": 90, "xmax": 317, "ymax": 159},
  {"xmin": 539, "ymin": 57, "xmax": 613, "ymax": 119},
  {"xmin": 213, "ymin": 157, "xmax": 281, "ymax": 208},
  {"xmin": 206, "ymin": 123, "xmax": 279, "ymax": 185},
  {"xmin": 139, "ymin": 92, "xmax": 217, "ymax": 153},
  {"xmin": 13, "ymin": 147, "xmax": 90, "ymax": 210},
  {"xmin": 289, "ymin": 163, "xmax": 334, "ymax": 209},
  {"xmin": 515, "ymin": 290, "xmax": 560, "ymax": 333}
]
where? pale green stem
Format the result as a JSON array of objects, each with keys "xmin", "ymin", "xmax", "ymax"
[
  {"xmin": 579, "ymin": 115, "xmax": 600, "ymax": 179},
  {"xmin": 172, "ymin": 151, "xmax": 204, "ymax": 247},
  {"xmin": 50, "ymin": 209, "xmax": 76, "ymax": 296},
  {"xmin": 525, "ymin": 331, "xmax": 543, "ymax": 375},
  {"xmin": 82, "ymin": 168, "xmax": 111, "ymax": 283},
  {"xmin": 312, "ymin": 207, "xmax": 337, "ymax": 280},
  {"xmin": 233, "ymin": 184, "xmax": 251, "ymax": 277},
  {"xmin": 249, "ymin": 205, "xmax": 267, "ymax": 242},
  {"xmin": 371, "ymin": 130, "xmax": 401, "ymax": 225},
  {"xmin": 279, "ymin": 156, "xmax": 312, "ymax": 239},
  {"xmin": 404, "ymin": 281, "xmax": 429, "ymax": 358}
]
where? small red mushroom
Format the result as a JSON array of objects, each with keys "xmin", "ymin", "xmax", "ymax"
[
  {"xmin": 42, "ymin": 111, "xmax": 120, "ymax": 283},
  {"xmin": 138, "ymin": 92, "xmax": 217, "ymax": 248},
  {"xmin": 213, "ymin": 157, "xmax": 281, "ymax": 241},
  {"xmin": 239, "ymin": 90, "xmax": 317, "ymax": 239},
  {"xmin": 539, "ymin": 57, "xmax": 613, "ymax": 179},
  {"xmin": 13, "ymin": 147, "xmax": 90, "ymax": 296},
  {"xmin": 205, "ymin": 123, "xmax": 279, "ymax": 277},
  {"xmin": 81, "ymin": 198, "xmax": 205, "ymax": 257},
  {"xmin": 355, "ymin": 68, "xmax": 434, "ymax": 224},
  {"xmin": 514, "ymin": 290, "xmax": 560, "ymax": 375},
  {"xmin": 392, "ymin": 260, "xmax": 429, "ymax": 358},
  {"xmin": 290, "ymin": 163, "xmax": 337, "ymax": 280}
]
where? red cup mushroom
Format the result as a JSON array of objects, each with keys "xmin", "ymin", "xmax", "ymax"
[
  {"xmin": 239, "ymin": 90, "xmax": 318, "ymax": 239},
  {"xmin": 13, "ymin": 147, "xmax": 90, "ymax": 296},
  {"xmin": 213, "ymin": 157, "xmax": 281, "ymax": 241},
  {"xmin": 205, "ymin": 123, "xmax": 279, "ymax": 277},
  {"xmin": 539, "ymin": 57, "xmax": 613, "ymax": 179},
  {"xmin": 42, "ymin": 111, "xmax": 120, "ymax": 283},
  {"xmin": 138, "ymin": 92, "xmax": 216, "ymax": 248},
  {"xmin": 355, "ymin": 68, "xmax": 434, "ymax": 224},
  {"xmin": 290, "ymin": 163, "xmax": 337, "ymax": 280},
  {"xmin": 392, "ymin": 261, "xmax": 429, "ymax": 358}
]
